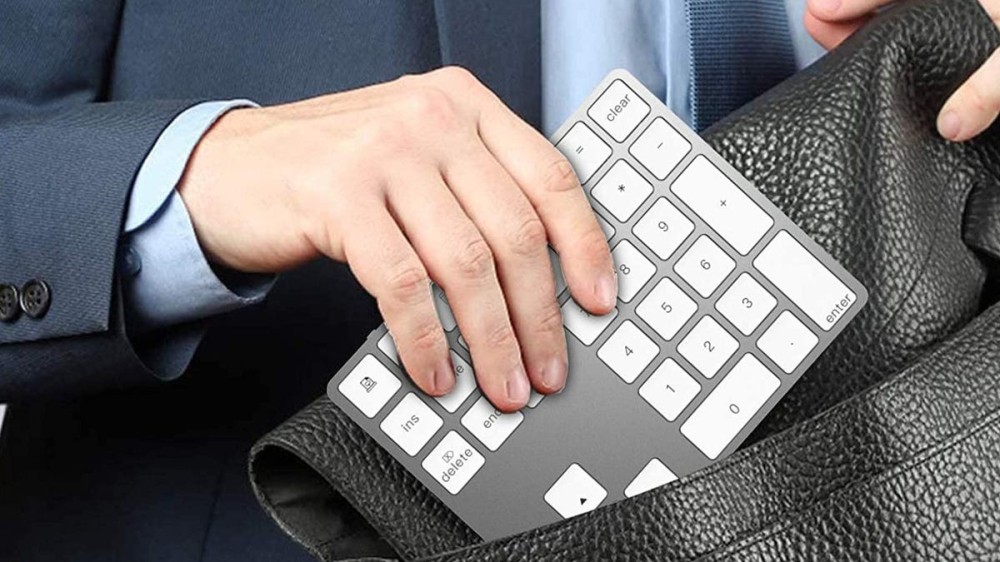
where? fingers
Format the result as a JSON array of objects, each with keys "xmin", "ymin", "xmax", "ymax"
[
  {"xmin": 806, "ymin": 0, "xmax": 895, "ymax": 21},
  {"xmin": 341, "ymin": 203, "xmax": 455, "ymax": 398},
  {"xmin": 386, "ymin": 169, "xmax": 531, "ymax": 412},
  {"xmin": 938, "ymin": 47, "xmax": 1000, "ymax": 142},
  {"xmin": 482, "ymin": 103, "xmax": 616, "ymax": 314},
  {"xmin": 443, "ymin": 146, "xmax": 570, "ymax": 395},
  {"xmin": 804, "ymin": 9, "xmax": 872, "ymax": 49},
  {"xmin": 430, "ymin": 68, "xmax": 617, "ymax": 316}
]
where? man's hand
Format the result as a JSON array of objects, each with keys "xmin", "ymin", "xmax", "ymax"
[
  {"xmin": 806, "ymin": 0, "xmax": 1000, "ymax": 141},
  {"xmin": 178, "ymin": 67, "xmax": 617, "ymax": 412}
]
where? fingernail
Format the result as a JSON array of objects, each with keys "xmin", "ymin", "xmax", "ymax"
[
  {"xmin": 938, "ymin": 110, "xmax": 962, "ymax": 140},
  {"xmin": 813, "ymin": 0, "xmax": 841, "ymax": 14},
  {"xmin": 505, "ymin": 367, "xmax": 531, "ymax": 405},
  {"xmin": 540, "ymin": 356, "xmax": 567, "ymax": 391},
  {"xmin": 433, "ymin": 360, "xmax": 455, "ymax": 395},
  {"xmin": 596, "ymin": 272, "xmax": 618, "ymax": 309}
]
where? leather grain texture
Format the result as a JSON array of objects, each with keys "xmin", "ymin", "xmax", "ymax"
[{"xmin": 250, "ymin": 0, "xmax": 1000, "ymax": 559}]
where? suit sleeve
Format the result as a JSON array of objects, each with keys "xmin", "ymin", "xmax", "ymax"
[{"xmin": 0, "ymin": 0, "xmax": 199, "ymax": 398}]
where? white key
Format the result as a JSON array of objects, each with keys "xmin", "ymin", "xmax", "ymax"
[
  {"xmin": 380, "ymin": 393, "xmax": 443, "ymax": 456},
  {"xmin": 562, "ymin": 299, "xmax": 618, "ymax": 346},
  {"xmin": 549, "ymin": 248, "xmax": 567, "ymax": 296},
  {"xmin": 596, "ymin": 213, "xmax": 616, "ymax": 240},
  {"xmin": 715, "ymin": 274, "xmax": 777, "ymax": 336},
  {"xmin": 527, "ymin": 390, "xmax": 545, "ymax": 408},
  {"xmin": 674, "ymin": 236, "xmax": 735, "ymax": 298},
  {"xmin": 671, "ymin": 156, "xmax": 773, "ymax": 255},
  {"xmin": 639, "ymin": 358, "xmax": 701, "ymax": 422},
  {"xmin": 377, "ymin": 331, "xmax": 399, "ymax": 365},
  {"xmin": 635, "ymin": 278, "xmax": 698, "ymax": 341},
  {"xmin": 591, "ymin": 160, "xmax": 653, "ymax": 222},
  {"xmin": 434, "ymin": 351, "xmax": 478, "ymax": 413},
  {"xmin": 633, "ymin": 198, "xmax": 695, "ymax": 260},
  {"xmin": 587, "ymin": 79, "xmax": 650, "ymax": 142},
  {"xmin": 337, "ymin": 355, "xmax": 401, "ymax": 418},
  {"xmin": 461, "ymin": 395, "xmax": 524, "ymax": 451},
  {"xmin": 754, "ymin": 231, "xmax": 857, "ymax": 331},
  {"xmin": 757, "ymin": 311, "xmax": 819, "ymax": 374},
  {"xmin": 624, "ymin": 459, "xmax": 678, "ymax": 498},
  {"xmin": 629, "ymin": 117, "xmax": 691, "ymax": 180},
  {"xmin": 544, "ymin": 464, "xmax": 608, "ymax": 519},
  {"xmin": 680, "ymin": 355, "xmax": 780, "ymax": 459},
  {"xmin": 422, "ymin": 431, "xmax": 485, "ymax": 495},
  {"xmin": 677, "ymin": 316, "xmax": 738, "ymax": 379},
  {"xmin": 597, "ymin": 320, "xmax": 660, "ymax": 383},
  {"xmin": 556, "ymin": 122, "xmax": 612, "ymax": 184},
  {"xmin": 612, "ymin": 240, "xmax": 656, "ymax": 303},
  {"xmin": 432, "ymin": 285, "xmax": 457, "ymax": 332}
]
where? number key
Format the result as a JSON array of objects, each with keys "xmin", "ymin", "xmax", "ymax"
[
  {"xmin": 633, "ymin": 197, "xmax": 694, "ymax": 260},
  {"xmin": 639, "ymin": 359, "xmax": 701, "ymax": 422},
  {"xmin": 597, "ymin": 320, "xmax": 660, "ymax": 383},
  {"xmin": 677, "ymin": 316, "xmax": 738, "ymax": 378},
  {"xmin": 715, "ymin": 273, "xmax": 777, "ymax": 336},
  {"xmin": 612, "ymin": 240, "xmax": 656, "ymax": 302},
  {"xmin": 674, "ymin": 236, "xmax": 735, "ymax": 297},
  {"xmin": 635, "ymin": 278, "xmax": 697, "ymax": 341}
]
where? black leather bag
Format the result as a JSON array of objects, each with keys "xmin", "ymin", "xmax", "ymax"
[{"xmin": 249, "ymin": 1, "xmax": 1000, "ymax": 559}]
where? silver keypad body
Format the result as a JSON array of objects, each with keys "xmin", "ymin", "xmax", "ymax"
[{"xmin": 327, "ymin": 70, "xmax": 867, "ymax": 541}]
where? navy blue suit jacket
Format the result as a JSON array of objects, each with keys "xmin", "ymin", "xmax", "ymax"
[{"xmin": 0, "ymin": 2, "xmax": 539, "ymax": 560}]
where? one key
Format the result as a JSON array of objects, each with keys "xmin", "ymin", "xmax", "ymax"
[
  {"xmin": 337, "ymin": 355, "xmax": 401, "ymax": 418},
  {"xmin": 756, "ymin": 311, "xmax": 819, "ymax": 374},
  {"xmin": 422, "ymin": 431, "xmax": 485, "ymax": 495},
  {"xmin": 677, "ymin": 316, "xmax": 739, "ymax": 379},
  {"xmin": 377, "ymin": 331, "xmax": 399, "ymax": 365},
  {"xmin": 434, "ymin": 350, "xmax": 478, "ymax": 413},
  {"xmin": 432, "ymin": 284, "xmax": 457, "ymax": 332},
  {"xmin": 544, "ymin": 464, "xmax": 608, "ymax": 519},
  {"xmin": 587, "ymin": 79, "xmax": 650, "ymax": 142},
  {"xmin": 461, "ymin": 395, "xmax": 524, "ymax": 451},
  {"xmin": 380, "ymin": 393, "xmax": 444, "ymax": 456},
  {"xmin": 754, "ymin": 231, "xmax": 857, "ymax": 331},
  {"xmin": 674, "ymin": 236, "xmax": 735, "ymax": 298},
  {"xmin": 562, "ymin": 299, "xmax": 618, "ymax": 346},
  {"xmin": 639, "ymin": 358, "xmax": 701, "ymax": 422},
  {"xmin": 715, "ymin": 273, "xmax": 777, "ymax": 336},
  {"xmin": 672, "ymin": 155, "xmax": 773, "ymax": 255},
  {"xmin": 597, "ymin": 320, "xmax": 660, "ymax": 383},
  {"xmin": 592, "ymin": 160, "xmax": 653, "ymax": 222},
  {"xmin": 629, "ymin": 117, "xmax": 691, "ymax": 180},
  {"xmin": 633, "ymin": 197, "xmax": 694, "ymax": 260},
  {"xmin": 635, "ymin": 278, "xmax": 698, "ymax": 341},
  {"xmin": 556, "ymin": 122, "xmax": 612, "ymax": 184},
  {"xmin": 612, "ymin": 240, "xmax": 656, "ymax": 303},
  {"xmin": 680, "ymin": 354, "xmax": 780, "ymax": 459},
  {"xmin": 624, "ymin": 459, "xmax": 678, "ymax": 498}
]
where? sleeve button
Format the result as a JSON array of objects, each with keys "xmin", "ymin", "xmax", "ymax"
[
  {"xmin": 20, "ymin": 279, "xmax": 52, "ymax": 320},
  {"xmin": 0, "ymin": 284, "xmax": 20, "ymax": 323}
]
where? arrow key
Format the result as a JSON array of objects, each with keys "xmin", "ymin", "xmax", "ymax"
[{"xmin": 544, "ymin": 464, "xmax": 608, "ymax": 519}]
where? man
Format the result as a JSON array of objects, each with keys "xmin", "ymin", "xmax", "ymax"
[{"xmin": 1, "ymin": 1, "xmax": 995, "ymax": 560}]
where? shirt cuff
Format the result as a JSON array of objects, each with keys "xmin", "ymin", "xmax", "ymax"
[{"xmin": 121, "ymin": 100, "xmax": 274, "ymax": 338}]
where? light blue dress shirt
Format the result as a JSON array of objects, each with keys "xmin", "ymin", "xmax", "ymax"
[{"xmin": 122, "ymin": 2, "xmax": 827, "ymax": 372}]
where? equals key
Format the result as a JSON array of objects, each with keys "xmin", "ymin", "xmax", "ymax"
[{"xmin": 556, "ymin": 122, "xmax": 611, "ymax": 184}]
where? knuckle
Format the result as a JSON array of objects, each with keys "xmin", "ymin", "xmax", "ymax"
[
  {"xmin": 483, "ymin": 322, "xmax": 517, "ymax": 351},
  {"xmin": 453, "ymin": 236, "xmax": 495, "ymax": 281},
  {"xmin": 432, "ymin": 65, "xmax": 480, "ymax": 89},
  {"xmin": 404, "ymin": 86, "xmax": 459, "ymax": 128},
  {"xmin": 534, "ymin": 303, "xmax": 565, "ymax": 337},
  {"xmin": 409, "ymin": 319, "xmax": 445, "ymax": 354},
  {"xmin": 356, "ymin": 120, "xmax": 409, "ymax": 153},
  {"xmin": 580, "ymin": 226, "xmax": 612, "ymax": 261},
  {"xmin": 543, "ymin": 157, "xmax": 583, "ymax": 194},
  {"xmin": 385, "ymin": 263, "xmax": 431, "ymax": 306},
  {"xmin": 508, "ymin": 214, "xmax": 548, "ymax": 257}
]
